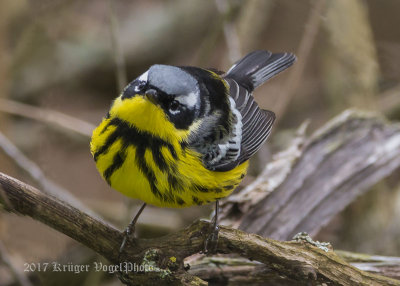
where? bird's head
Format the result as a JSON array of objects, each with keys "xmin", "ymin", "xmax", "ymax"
[
  {"xmin": 109, "ymin": 64, "xmax": 231, "ymax": 143},
  {"xmin": 123, "ymin": 65, "xmax": 203, "ymax": 130}
]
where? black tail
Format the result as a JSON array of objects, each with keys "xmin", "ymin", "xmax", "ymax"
[{"xmin": 225, "ymin": 50, "xmax": 296, "ymax": 91}]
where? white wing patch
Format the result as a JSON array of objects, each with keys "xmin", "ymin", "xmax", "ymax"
[
  {"xmin": 225, "ymin": 97, "xmax": 242, "ymax": 160},
  {"xmin": 208, "ymin": 97, "xmax": 242, "ymax": 166}
]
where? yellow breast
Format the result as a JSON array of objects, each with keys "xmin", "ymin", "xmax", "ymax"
[{"xmin": 90, "ymin": 96, "xmax": 248, "ymax": 208}]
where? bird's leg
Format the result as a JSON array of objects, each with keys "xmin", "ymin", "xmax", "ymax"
[
  {"xmin": 204, "ymin": 200, "xmax": 220, "ymax": 254},
  {"xmin": 119, "ymin": 203, "xmax": 147, "ymax": 256}
]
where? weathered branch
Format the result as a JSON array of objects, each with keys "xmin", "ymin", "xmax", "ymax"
[
  {"xmin": 336, "ymin": 250, "xmax": 400, "ymax": 280},
  {"xmin": 0, "ymin": 172, "xmax": 119, "ymax": 262},
  {"xmin": 189, "ymin": 252, "xmax": 400, "ymax": 285},
  {"xmin": 221, "ymin": 110, "xmax": 400, "ymax": 240},
  {"xmin": 1, "ymin": 172, "xmax": 399, "ymax": 286}
]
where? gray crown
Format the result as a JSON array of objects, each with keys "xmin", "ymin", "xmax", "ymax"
[{"xmin": 148, "ymin": 65, "xmax": 199, "ymax": 96}]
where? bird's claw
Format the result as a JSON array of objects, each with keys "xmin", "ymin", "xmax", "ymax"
[
  {"xmin": 119, "ymin": 225, "xmax": 136, "ymax": 257},
  {"xmin": 204, "ymin": 224, "xmax": 219, "ymax": 254}
]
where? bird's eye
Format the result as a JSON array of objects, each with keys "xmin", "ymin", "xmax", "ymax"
[{"xmin": 169, "ymin": 100, "xmax": 180, "ymax": 113}]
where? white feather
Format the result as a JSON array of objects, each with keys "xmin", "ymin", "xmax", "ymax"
[
  {"xmin": 208, "ymin": 97, "xmax": 242, "ymax": 165},
  {"xmin": 175, "ymin": 92, "xmax": 198, "ymax": 108},
  {"xmin": 138, "ymin": 71, "xmax": 149, "ymax": 82}
]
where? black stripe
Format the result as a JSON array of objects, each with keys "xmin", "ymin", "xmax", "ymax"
[
  {"xmin": 94, "ymin": 117, "xmax": 177, "ymax": 163},
  {"xmin": 167, "ymin": 165, "xmax": 184, "ymax": 193},
  {"xmin": 193, "ymin": 184, "xmax": 211, "ymax": 193},
  {"xmin": 168, "ymin": 173, "xmax": 179, "ymax": 190},
  {"xmin": 152, "ymin": 147, "xmax": 168, "ymax": 172},
  {"xmin": 135, "ymin": 145, "xmax": 164, "ymax": 201},
  {"xmin": 176, "ymin": 196, "xmax": 185, "ymax": 206},
  {"xmin": 94, "ymin": 128, "xmax": 120, "ymax": 162},
  {"xmin": 108, "ymin": 118, "xmax": 178, "ymax": 161},
  {"xmin": 103, "ymin": 150, "xmax": 126, "ymax": 184},
  {"xmin": 192, "ymin": 196, "xmax": 203, "ymax": 205},
  {"xmin": 224, "ymin": 185, "xmax": 235, "ymax": 191},
  {"xmin": 94, "ymin": 117, "xmax": 184, "ymax": 203},
  {"xmin": 163, "ymin": 189, "xmax": 176, "ymax": 204},
  {"xmin": 180, "ymin": 141, "xmax": 188, "ymax": 151},
  {"xmin": 167, "ymin": 144, "xmax": 178, "ymax": 160}
]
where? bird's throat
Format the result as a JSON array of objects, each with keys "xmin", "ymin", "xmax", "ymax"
[{"xmin": 110, "ymin": 96, "xmax": 191, "ymax": 143}]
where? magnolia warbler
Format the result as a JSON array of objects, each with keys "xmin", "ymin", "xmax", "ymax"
[{"xmin": 90, "ymin": 50, "xmax": 296, "ymax": 252}]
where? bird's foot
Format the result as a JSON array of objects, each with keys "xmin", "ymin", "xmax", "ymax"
[
  {"xmin": 203, "ymin": 221, "xmax": 219, "ymax": 254},
  {"xmin": 203, "ymin": 200, "xmax": 220, "ymax": 254},
  {"xmin": 119, "ymin": 224, "xmax": 137, "ymax": 256},
  {"xmin": 118, "ymin": 203, "xmax": 147, "ymax": 259}
]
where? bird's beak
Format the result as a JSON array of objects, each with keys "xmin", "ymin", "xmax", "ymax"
[{"xmin": 144, "ymin": 89, "xmax": 158, "ymax": 105}]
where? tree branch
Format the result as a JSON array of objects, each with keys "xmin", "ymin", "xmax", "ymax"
[
  {"xmin": 189, "ymin": 252, "xmax": 400, "ymax": 285},
  {"xmin": 221, "ymin": 110, "xmax": 400, "ymax": 240},
  {"xmin": 1, "ymin": 171, "xmax": 399, "ymax": 286},
  {"xmin": 0, "ymin": 172, "xmax": 119, "ymax": 262}
]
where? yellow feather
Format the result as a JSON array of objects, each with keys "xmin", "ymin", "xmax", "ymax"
[
  {"xmin": 91, "ymin": 94, "xmax": 249, "ymax": 208},
  {"xmin": 110, "ymin": 96, "xmax": 191, "ymax": 142}
]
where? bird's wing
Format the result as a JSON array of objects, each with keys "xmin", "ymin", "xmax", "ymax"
[
  {"xmin": 209, "ymin": 51, "xmax": 295, "ymax": 171},
  {"xmin": 225, "ymin": 50, "xmax": 296, "ymax": 91},
  {"xmin": 208, "ymin": 80, "xmax": 275, "ymax": 171}
]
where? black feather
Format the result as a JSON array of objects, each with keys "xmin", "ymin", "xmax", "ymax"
[
  {"xmin": 225, "ymin": 50, "xmax": 296, "ymax": 91},
  {"xmin": 214, "ymin": 50, "xmax": 294, "ymax": 169},
  {"xmin": 187, "ymin": 51, "xmax": 294, "ymax": 171}
]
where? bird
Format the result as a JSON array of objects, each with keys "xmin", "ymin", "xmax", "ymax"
[{"xmin": 90, "ymin": 50, "xmax": 296, "ymax": 254}]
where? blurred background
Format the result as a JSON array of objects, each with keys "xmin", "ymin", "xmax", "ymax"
[{"xmin": 0, "ymin": 0, "xmax": 399, "ymax": 285}]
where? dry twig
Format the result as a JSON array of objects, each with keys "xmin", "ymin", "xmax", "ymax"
[
  {"xmin": 0, "ymin": 98, "xmax": 95, "ymax": 137},
  {"xmin": 0, "ymin": 130, "xmax": 96, "ymax": 217},
  {"xmin": 108, "ymin": 0, "xmax": 128, "ymax": 93},
  {"xmin": 274, "ymin": 0, "xmax": 327, "ymax": 121},
  {"xmin": 0, "ymin": 239, "xmax": 33, "ymax": 286},
  {"xmin": 215, "ymin": 0, "xmax": 241, "ymax": 64}
]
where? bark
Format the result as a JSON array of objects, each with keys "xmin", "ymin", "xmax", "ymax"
[
  {"xmin": 189, "ymin": 251, "xmax": 400, "ymax": 286},
  {"xmin": 220, "ymin": 110, "xmax": 400, "ymax": 241},
  {"xmin": 0, "ymin": 170, "xmax": 398, "ymax": 285}
]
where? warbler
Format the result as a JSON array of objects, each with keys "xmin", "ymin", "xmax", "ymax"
[{"xmin": 90, "ymin": 50, "xmax": 296, "ymax": 252}]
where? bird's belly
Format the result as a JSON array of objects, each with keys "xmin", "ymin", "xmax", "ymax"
[
  {"xmin": 94, "ymin": 139, "xmax": 248, "ymax": 208},
  {"xmin": 91, "ymin": 117, "xmax": 248, "ymax": 208}
]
